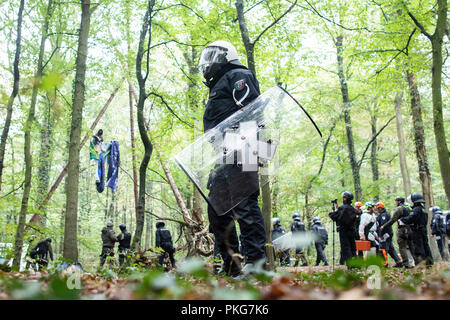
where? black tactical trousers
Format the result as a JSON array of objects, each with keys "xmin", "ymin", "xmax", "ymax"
[
  {"xmin": 435, "ymin": 235, "xmax": 446, "ymax": 261},
  {"xmin": 339, "ymin": 229, "xmax": 356, "ymax": 265},
  {"xmin": 208, "ymin": 191, "xmax": 266, "ymax": 275},
  {"xmin": 412, "ymin": 227, "xmax": 433, "ymax": 265},
  {"xmin": 381, "ymin": 237, "xmax": 401, "ymax": 263},
  {"xmin": 118, "ymin": 247, "xmax": 129, "ymax": 266},
  {"xmin": 315, "ymin": 243, "xmax": 328, "ymax": 266},
  {"xmin": 158, "ymin": 250, "xmax": 176, "ymax": 269},
  {"xmin": 100, "ymin": 246, "xmax": 114, "ymax": 267}
]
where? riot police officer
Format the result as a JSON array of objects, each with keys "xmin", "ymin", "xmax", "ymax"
[
  {"xmin": 271, "ymin": 218, "xmax": 290, "ymax": 266},
  {"xmin": 155, "ymin": 222, "xmax": 176, "ymax": 269},
  {"xmin": 311, "ymin": 217, "xmax": 329, "ymax": 266},
  {"xmin": 329, "ymin": 191, "xmax": 357, "ymax": 265},
  {"xmin": 32, "ymin": 237, "xmax": 53, "ymax": 269},
  {"xmin": 100, "ymin": 221, "xmax": 117, "ymax": 267},
  {"xmin": 117, "ymin": 224, "xmax": 131, "ymax": 267},
  {"xmin": 290, "ymin": 213, "xmax": 308, "ymax": 266},
  {"xmin": 199, "ymin": 40, "xmax": 266, "ymax": 277},
  {"xmin": 402, "ymin": 193, "xmax": 433, "ymax": 266},
  {"xmin": 430, "ymin": 206, "xmax": 447, "ymax": 261}
]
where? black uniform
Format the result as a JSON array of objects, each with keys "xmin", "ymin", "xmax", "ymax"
[
  {"xmin": 272, "ymin": 225, "xmax": 290, "ymax": 266},
  {"xmin": 402, "ymin": 204, "xmax": 434, "ymax": 266},
  {"xmin": 376, "ymin": 209, "xmax": 401, "ymax": 264},
  {"xmin": 117, "ymin": 230, "xmax": 131, "ymax": 266},
  {"xmin": 431, "ymin": 212, "xmax": 446, "ymax": 260},
  {"xmin": 156, "ymin": 223, "xmax": 176, "ymax": 269},
  {"xmin": 329, "ymin": 203, "xmax": 357, "ymax": 265},
  {"xmin": 204, "ymin": 63, "xmax": 266, "ymax": 276},
  {"xmin": 290, "ymin": 220, "xmax": 308, "ymax": 266},
  {"xmin": 32, "ymin": 239, "xmax": 53, "ymax": 268},
  {"xmin": 311, "ymin": 222, "xmax": 329, "ymax": 266}
]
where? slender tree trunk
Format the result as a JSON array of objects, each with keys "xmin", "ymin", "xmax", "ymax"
[
  {"xmin": 0, "ymin": 0, "xmax": 25, "ymax": 192},
  {"xmin": 63, "ymin": 0, "xmax": 92, "ymax": 262},
  {"xmin": 145, "ymin": 181, "xmax": 152, "ymax": 250},
  {"xmin": 405, "ymin": 68, "xmax": 439, "ymax": 260},
  {"xmin": 336, "ymin": 35, "xmax": 362, "ymax": 201},
  {"xmin": 394, "ymin": 92, "xmax": 411, "ymax": 197},
  {"xmin": 132, "ymin": 0, "xmax": 156, "ymax": 251},
  {"xmin": 370, "ymin": 109, "xmax": 379, "ymax": 201},
  {"xmin": 430, "ymin": 0, "xmax": 450, "ymax": 206},
  {"xmin": 235, "ymin": 0, "xmax": 274, "ymax": 270},
  {"xmin": 13, "ymin": 0, "xmax": 52, "ymax": 267}
]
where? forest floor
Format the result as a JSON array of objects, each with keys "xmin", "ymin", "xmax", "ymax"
[{"xmin": 0, "ymin": 258, "xmax": 449, "ymax": 300}]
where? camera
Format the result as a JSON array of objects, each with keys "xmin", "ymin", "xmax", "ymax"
[{"xmin": 331, "ymin": 199, "xmax": 338, "ymax": 204}]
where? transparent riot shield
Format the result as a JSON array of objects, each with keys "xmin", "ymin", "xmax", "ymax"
[
  {"xmin": 174, "ymin": 85, "xmax": 322, "ymax": 215},
  {"xmin": 272, "ymin": 231, "xmax": 320, "ymax": 251}
]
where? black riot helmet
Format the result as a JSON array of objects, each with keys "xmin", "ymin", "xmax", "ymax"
[
  {"xmin": 156, "ymin": 221, "xmax": 165, "ymax": 228},
  {"xmin": 45, "ymin": 237, "xmax": 52, "ymax": 243},
  {"xmin": 342, "ymin": 191, "xmax": 353, "ymax": 204},
  {"xmin": 410, "ymin": 192, "xmax": 425, "ymax": 204},
  {"xmin": 395, "ymin": 196, "xmax": 405, "ymax": 203},
  {"xmin": 119, "ymin": 224, "xmax": 126, "ymax": 232}
]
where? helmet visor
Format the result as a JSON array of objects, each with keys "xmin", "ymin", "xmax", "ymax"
[{"xmin": 198, "ymin": 46, "xmax": 228, "ymax": 73}]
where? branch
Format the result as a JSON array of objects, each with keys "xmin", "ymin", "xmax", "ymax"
[
  {"xmin": 0, "ymin": 180, "xmax": 24, "ymax": 199},
  {"xmin": 145, "ymin": 210, "xmax": 189, "ymax": 226},
  {"xmin": 147, "ymin": 91, "xmax": 194, "ymax": 128},
  {"xmin": 357, "ymin": 115, "xmax": 395, "ymax": 167},
  {"xmin": 253, "ymin": 0, "xmax": 297, "ymax": 45},
  {"xmin": 406, "ymin": 8, "xmax": 432, "ymax": 40}
]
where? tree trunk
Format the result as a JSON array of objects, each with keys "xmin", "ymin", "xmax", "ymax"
[
  {"xmin": 132, "ymin": 0, "xmax": 156, "ymax": 251},
  {"xmin": 370, "ymin": 108, "xmax": 379, "ymax": 201},
  {"xmin": 0, "ymin": 0, "xmax": 25, "ymax": 192},
  {"xmin": 405, "ymin": 68, "xmax": 440, "ymax": 260},
  {"xmin": 13, "ymin": 0, "xmax": 52, "ymax": 267},
  {"xmin": 430, "ymin": 0, "xmax": 450, "ymax": 206},
  {"xmin": 336, "ymin": 35, "xmax": 362, "ymax": 201},
  {"xmin": 145, "ymin": 181, "xmax": 152, "ymax": 250},
  {"xmin": 235, "ymin": 0, "xmax": 274, "ymax": 270},
  {"xmin": 63, "ymin": 0, "xmax": 92, "ymax": 262},
  {"xmin": 394, "ymin": 92, "xmax": 412, "ymax": 197}
]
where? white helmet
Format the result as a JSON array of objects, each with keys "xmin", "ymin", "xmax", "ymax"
[{"xmin": 198, "ymin": 40, "xmax": 239, "ymax": 79}]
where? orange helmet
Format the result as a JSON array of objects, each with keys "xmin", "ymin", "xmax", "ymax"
[
  {"xmin": 375, "ymin": 202, "xmax": 385, "ymax": 209},
  {"xmin": 355, "ymin": 202, "xmax": 363, "ymax": 208}
]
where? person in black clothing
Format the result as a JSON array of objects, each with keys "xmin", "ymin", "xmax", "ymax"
[
  {"xmin": 430, "ymin": 206, "xmax": 447, "ymax": 261},
  {"xmin": 402, "ymin": 193, "xmax": 433, "ymax": 266},
  {"xmin": 329, "ymin": 191, "xmax": 357, "ymax": 265},
  {"xmin": 354, "ymin": 202, "xmax": 364, "ymax": 257},
  {"xmin": 311, "ymin": 217, "xmax": 329, "ymax": 266},
  {"xmin": 156, "ymin": 222, "xmax": 176, "ymax": 269},
  {"xmin": 199, "ymin": 40, "xmax": 266, "ymax": 277},
  {"xmin": 117, "ymin": 224, "xmax": 131, "ymax": 267},
  {"xmin": 32, "ymin": 238, "xmax": 53, "ymax": 269},
  {"xmin": 375, "ymin": 202, "xmax": 401, "ymax": 266},
  {"xmin": 271, "ymin": 218, "xmax": 290, "ymax": 266},
  {"xmin": 290, "ymin": 213, "xmax": 308, "ymax": 266}
]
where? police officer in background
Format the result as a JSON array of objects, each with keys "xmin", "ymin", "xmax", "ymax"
[
  {"xmin": 290, "ymin": 213, "xmax": 308, "ymax": 266},
  {"xmin": 311, "ymin": 217, "xmax": 329, "ymax": 266},
  {"xmin": 199, "ymin": 40, "xmax": 266, "ymax": 277},
  {"xmin": 117, "ymin": 224, "xmax": 131, "ymax": 267},
  {"xmin": 375, "ymin": 202, "xmax": 401, "ymax": 266},
  {"xmin": 430, "ymin": 206, "xmax": 447, "ymax": 261},
  {"xmin": 402, "ymin": 193, "xmax": 434, "ymax": 266},
  {"xmin": 156, "ymin": 222, "xmax": 176, "ymax": 269},
  {"xmin": 271, "ymin": 218, "xmax": 290, "ymax": 266},
  {"xmin": 100, "ymin": 221, "xmax": 117, "ymax": 267},
  {"xmin": 329, "ymin": 191, "xmax": 357, "ymax": 265},
  {"xmin": 32, "ymin": 237, "xmax": 53, "ymax": 269}
]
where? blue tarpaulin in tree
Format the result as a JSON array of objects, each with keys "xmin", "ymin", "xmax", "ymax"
[{"xmin": 106, "ymin": 140, "xmax": 120, "ymax": 192}]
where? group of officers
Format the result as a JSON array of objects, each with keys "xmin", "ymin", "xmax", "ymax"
[
  {"xmin": 100, "ymin": 221, "xmax": 175, "ymax": 269},
  {"xmin": 330, "ymin": 191, "xmax": 449, "ymax": 268},
  {"xmin": 271, "ymin": 213, "xmax": 329, "ymax": 267}
]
